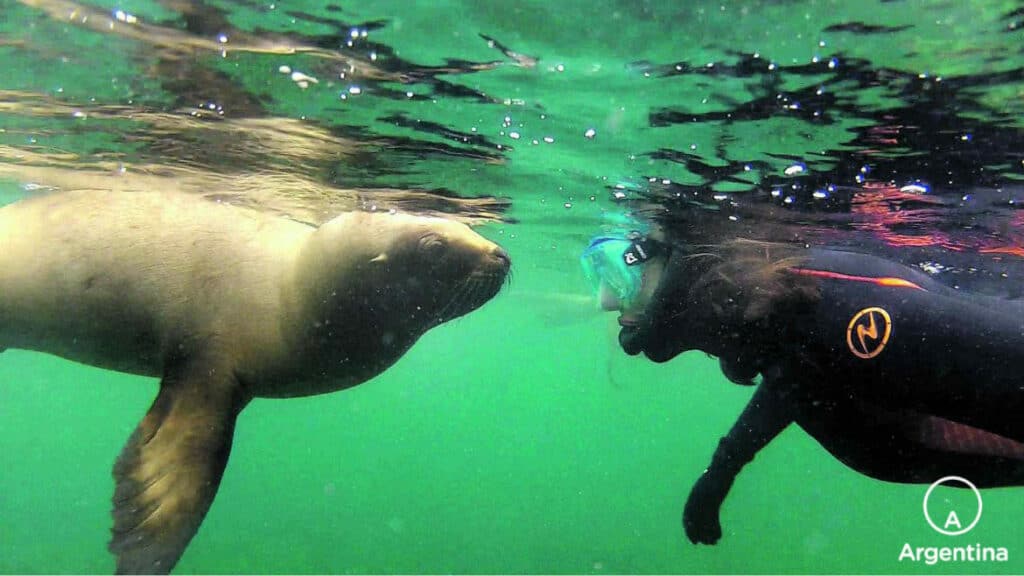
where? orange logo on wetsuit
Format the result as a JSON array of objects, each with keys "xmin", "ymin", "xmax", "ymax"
[{"xmin": 846, "ymin": 307, "xmax": 892, "ymax": 359}]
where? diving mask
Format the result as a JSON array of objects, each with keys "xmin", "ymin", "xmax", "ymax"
[{"xmin": 580, "ymin": 232, "xmax": 660, "ymax": 309}]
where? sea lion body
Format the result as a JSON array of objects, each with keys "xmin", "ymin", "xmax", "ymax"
[
  {"xmin": 0, "ymin": 189, "xmax": 510, "ymax": 572},
  {"xmin": 0, "ymin": 190, "xmax": 303, "ymax": 383}
]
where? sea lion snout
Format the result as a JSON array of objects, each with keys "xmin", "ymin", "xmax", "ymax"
[
  {"xmin": 475, "ymin": 245, "xmax": 511, "ymax": 280},
  {"xmin": 434, "ymin": 238, "xmax": 510, "ymax": 322},
  {"xmin": 490, "ymin": 246, "xmax": 512, "ymax": 269}
]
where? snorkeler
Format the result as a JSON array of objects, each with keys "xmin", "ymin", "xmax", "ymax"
[{"xmin": 581, "ymin": 233, "xmax": 1024, "ymax": 545}]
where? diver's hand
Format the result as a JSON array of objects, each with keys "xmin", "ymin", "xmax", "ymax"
[{"xmin": 683, "ymin": 474, "xmax": 725, "ymax": 545}]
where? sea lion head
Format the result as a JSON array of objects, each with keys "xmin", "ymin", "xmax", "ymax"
[
  {"xmin": 351, "ymin": 211, "xmax": 511, "ymax": 325},
  {"xmin": 296, "ymin": 210, "xmax": 510, "ymax": 365}
]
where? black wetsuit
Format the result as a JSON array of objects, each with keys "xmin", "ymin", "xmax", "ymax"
[{"xmin": 623, "ymin": 248, "xmax": 1024, "ymax": 544}]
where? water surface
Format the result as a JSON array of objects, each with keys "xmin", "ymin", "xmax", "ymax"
[{"xmin": 1, "ymin": 0, "xmax": 1023, "ymax": 573}]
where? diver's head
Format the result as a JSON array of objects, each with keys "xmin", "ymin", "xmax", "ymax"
[
  {"xmin": 581, "ymin": 231, "xmax": 676, "ymax": 358},
  {"xmin": 600, "ymin": 238, "xmax": 821, "ymax": 364}
]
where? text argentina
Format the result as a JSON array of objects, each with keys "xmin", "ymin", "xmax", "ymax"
[{"xmin": 899, "ymin": 543, "xmax": 1008, "ymax": 565}]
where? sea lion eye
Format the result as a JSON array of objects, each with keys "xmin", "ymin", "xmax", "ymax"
[{"xmin": 418, "ymin": 233, "xmax": 446, "ymax": 256}]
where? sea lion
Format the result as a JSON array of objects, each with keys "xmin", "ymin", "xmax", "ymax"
[{"xmin": 0, "ymin": 189, "xmax": 510, "ymax": 573}]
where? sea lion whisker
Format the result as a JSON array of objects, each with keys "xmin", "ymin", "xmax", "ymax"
[
  {"xmin": 437, "ymin": 278, "xmax": 473, "ymax": 320},
  {"xmin": 462, "ymin": 275, "xmax": 485, "ymax": 302},
  {"xmin": 494, "ymin": 271, "xmax": 509, "ymax": 292},
  {"xmin": 470, "ymin": 270, "xmax": 505, "ymax": 295},
  {"xmin": 458, "ymin": 276, "xmax": 489, "ymax": 313},
  {"xmin": 468, "ymin": 278, "xmax": 488, "ymax": 307},
  {"xmin": 480, "ymin": 275, "xmax": 499, "ymax": 301}
]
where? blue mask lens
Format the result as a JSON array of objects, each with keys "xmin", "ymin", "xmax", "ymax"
[{"xmin": 580, "ymin": 236, "xmax": 643, "ymax": 306}]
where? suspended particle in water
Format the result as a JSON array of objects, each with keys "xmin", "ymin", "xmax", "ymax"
[
  {"xmin": 900, "ymin": 183, "xmax": 930, "ymax": 194},
  {"xmin": 784, "ymin": 163, "xmax": 806, "ymax": 176},
  {"xmin": 113, "ymin": 10, "xmax": 138, "ymax": 23}
]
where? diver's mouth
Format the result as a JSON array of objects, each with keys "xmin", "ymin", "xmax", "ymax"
[
  {"xmin": 617, "ymin": 313, "xmax": 641, "ymax": 328},
  {"xmin": 617, "ymin": 311, "xmax": 647, "ymax": 355}
]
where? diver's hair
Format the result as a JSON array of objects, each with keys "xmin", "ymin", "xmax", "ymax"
[{"xmin": 682, "ymin": 239, "xmax": 821, "ymax": 326}]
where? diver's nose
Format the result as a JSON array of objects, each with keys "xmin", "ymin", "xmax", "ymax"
[{"xmin": 599, "ymin": 282, "xmax": 622, "ymax": 311}]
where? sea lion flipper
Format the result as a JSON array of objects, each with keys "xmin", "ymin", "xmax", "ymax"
[{"xmin": 109, "ymin": 357, "xmax": 247, "ymax": 575}]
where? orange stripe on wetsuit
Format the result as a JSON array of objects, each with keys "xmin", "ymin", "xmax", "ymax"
[{"xmin": 788, "ymin": 268, "xmax": 926, "ymax": 291}]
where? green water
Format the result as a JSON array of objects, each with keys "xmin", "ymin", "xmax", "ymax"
[{"xmin": 1, "ymin": 0, "xmax": 1023, "ymax": 573}]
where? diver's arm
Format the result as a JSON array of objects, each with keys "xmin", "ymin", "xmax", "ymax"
[{"xmin": 684, "ymin": 374, "xmax": 796, "ymax": 544}]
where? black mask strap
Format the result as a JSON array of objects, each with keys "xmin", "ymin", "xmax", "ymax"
[{"xmin": 622, "ymin": 232, "xmax": 664, "ymax": 266}]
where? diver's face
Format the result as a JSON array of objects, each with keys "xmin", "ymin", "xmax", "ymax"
[
  {"xmin": 581, "ymin": 234, "xmax": 677, "ymax": 361},
  {"xmin": 617, "ymin": 252, "xmax": 690, "ymax": 362},
  {"xmin": 608, "ymin": 254, "xmax": 665, "ymax": 315},
  {"xmin": 595, "ymin": 263, "xmax": 662, "ymax": 311}
]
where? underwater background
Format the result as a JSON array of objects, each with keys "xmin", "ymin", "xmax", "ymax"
[{"xmin": 1, "ymin": 0, "xmax": 1023, "ymax": 573}]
